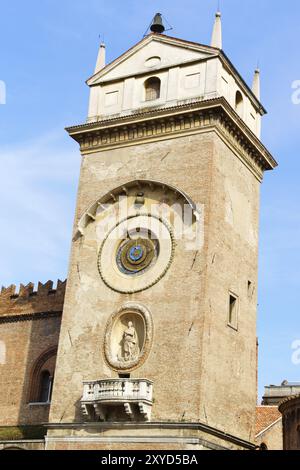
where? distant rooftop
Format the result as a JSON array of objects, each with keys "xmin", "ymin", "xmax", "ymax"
[
  {"xmin": 267, "ymin": 381, "xmax": 300, "ymax": 388},
  {"xmin": 262, "ymin": 381, "xmax": 300, "ymax": 406}
]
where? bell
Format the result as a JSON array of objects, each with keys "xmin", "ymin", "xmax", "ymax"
[
  {"xmin": 135, "ymin": 192, "xmax": 145, "ymax": 207},
  {"xmin": 150, "ymin": 13, "xmax": 165, "ymax": 34}
]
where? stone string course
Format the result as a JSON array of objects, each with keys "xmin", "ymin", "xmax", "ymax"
[{"xmin": 67, "ymin": 98, "xmax": 277, "ymax": 181}]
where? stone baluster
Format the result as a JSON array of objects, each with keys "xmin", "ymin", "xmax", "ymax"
[
  {"xmin": 139, "ymin": 380, "xmax": 148, "ymax": 400},
  {"xmin": 82, "ymin": 383, "xmax": 89, "ymax": 401},
  {"xmin": 132, "ymin": 381, "xmax": 140, "ymax": 399},
  {"xmin": 124, "ymin": 380, "xmax": 133, "ymax": 399}
]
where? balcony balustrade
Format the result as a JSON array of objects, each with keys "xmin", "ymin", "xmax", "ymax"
[{"xmin": 81, "ymin": 378, "xmax": 153, "ymax": 422}]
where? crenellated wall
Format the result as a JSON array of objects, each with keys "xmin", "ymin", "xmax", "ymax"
[
  {"xmin": 0, "ymin": 280, "xmax": 67, "ymax": 319},
  {"xmin": 0, "ymin": 280, "xmax": 66, "ymax": 428}
]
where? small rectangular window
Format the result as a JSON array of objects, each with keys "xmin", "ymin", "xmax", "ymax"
[
  {"xmin": 228, "ymin": 293, "xmax": 239, "ymax": 330},
  {"xmin": 105, "ymin": 91, "xmax": 119, "ymax": 107},
  {"xmin": 184, "ymin": 73, "xmax": 200, "ymax": 89},
  {"xmin": 248, "ymin": 281, "xmax": 254, "ymax": 300}
]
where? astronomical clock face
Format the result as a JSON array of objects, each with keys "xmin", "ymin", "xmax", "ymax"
[
  {"xmin": 116, "ymin": 236, "xmax": 159, "ymax": 276},
  {"xmin": 98, "ymin": 214, "xmax": 175, "ymax": 294}
]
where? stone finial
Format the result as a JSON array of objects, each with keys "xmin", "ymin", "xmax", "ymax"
[
  {"xmin": 252, "ymin": 68, "xmax": 261, "ymax": 100},
  {"xmin": 211, "ymin": 11, "xmax": 222, "ymax": 49},
  {"xmin": 95, "ymin": 42, "xmax": 106, "ymax": 74}
]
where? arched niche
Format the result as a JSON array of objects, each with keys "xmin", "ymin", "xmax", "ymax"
[
  {"xmin": 104, "ymin": 303, "xmax": 153, "ymax": 372},
  {"xmin": 75, "ymin": 179, "xmax": 200, "ymax": 239},
  {"xmin": 235, "ymin": 90, "xmax": 244, "ymax": 117},
  {"xmin": 144, "ymin": 76, "xmax": 161, "ymax": 101}
]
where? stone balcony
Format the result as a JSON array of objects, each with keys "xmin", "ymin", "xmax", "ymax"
[{"xmin": 81, "ymin": 379, "xmax": 153, "ymax": 422}]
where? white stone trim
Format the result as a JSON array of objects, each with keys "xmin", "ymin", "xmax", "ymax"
[
  {"xmin": 45, "ymin": 436, "xmax": 200, "ymax": 444},
  {"xmin": 0, "ymin": 440, "xmax": 45, "ymax": 444}
]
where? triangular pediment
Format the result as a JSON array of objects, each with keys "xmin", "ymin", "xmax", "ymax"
[{"xmin": 87, "ymin": 34, "xmax": 219, "ymax": 86}]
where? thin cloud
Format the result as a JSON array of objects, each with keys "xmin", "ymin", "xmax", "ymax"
[{"xmin": 0, "ymin": 131, "xmax": 80, "ymax": 287}]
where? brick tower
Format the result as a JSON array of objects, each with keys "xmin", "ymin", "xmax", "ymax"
[{"xmin": 46, "ymin": 12, "xmax": 277, "ymax": 450}]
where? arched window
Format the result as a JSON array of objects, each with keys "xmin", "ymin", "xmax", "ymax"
[
  {"xmin": 260, "ymin": 443, "xmax": 268, "ymax": 451},
  {"xmin": 28, "ymin": 347, "xmax": 57, "ymax": 404},
  {"xmin": 144, "ymin": 77, "xmax": 161, "ymax": 101},
  {"xmin": 39, "ymin": 370, "xmax": 52, "ymax": 403},
  {"xmin": 235, "ymin": 91, "xmax": 244, "ymax": 117}
]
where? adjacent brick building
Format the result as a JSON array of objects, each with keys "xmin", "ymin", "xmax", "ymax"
[{"xmin": 0, "ymin": 281, "xmax": 65, "ymax": 448}]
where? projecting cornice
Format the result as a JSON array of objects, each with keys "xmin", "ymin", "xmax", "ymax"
[
  {"xmin": 66, "ymin": 97, "xmax": 277, "ymax": 181},
  {"xmin": 0, "ymin": 311, "xmax": 62, "ymax": 324}
]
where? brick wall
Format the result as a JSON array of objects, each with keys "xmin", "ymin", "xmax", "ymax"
[{"xmin": 0, "ymin": 281, "xmax": 66, "ymax": 426}]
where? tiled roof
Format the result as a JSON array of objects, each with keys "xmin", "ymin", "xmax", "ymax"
[{"xmin": 256, "ymin": 406, "xmax": 281, "ymax": 436}]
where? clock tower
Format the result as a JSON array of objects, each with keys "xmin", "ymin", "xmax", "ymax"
[{"xmin": 46, "ymin": 12, "xmax": 277, "ymax": 450}]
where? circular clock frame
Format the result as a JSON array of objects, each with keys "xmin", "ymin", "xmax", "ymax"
[{"xmin": 98, "ymin": 214, "xmax": 175, "ymax": 294}]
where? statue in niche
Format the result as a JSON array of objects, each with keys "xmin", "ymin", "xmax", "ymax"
[{"xmin": 122, "ymin": 321, "xmax": 140, "ymax": 362}]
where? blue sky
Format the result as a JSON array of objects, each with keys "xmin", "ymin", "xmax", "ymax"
[{"xmin": 0, "ymin": 0, "xmax": 299, "ymax": 401}]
